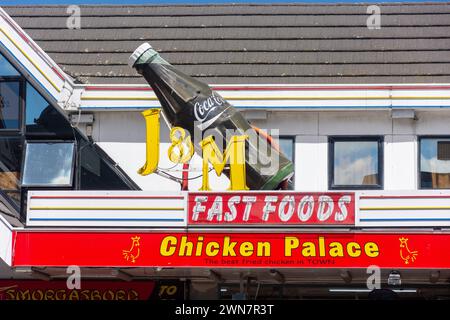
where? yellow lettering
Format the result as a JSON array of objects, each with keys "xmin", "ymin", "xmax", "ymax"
[
  {"xmin": 302, "ymin": 242, "xmax": 316, "ymax": 257},
  {"xmin": 205, "ymin": 242, "xmax": 220, "ymax": 256},
  {"xmin": 329, "ymin": 242, "xmax": 344, "ymax": 257},
  {"xmin": 195, "ymin": 236, "xmax": 204, "ymax": 256},
  {"xmin": 284, "ymin": 237, "xmax": 299, "ymax": 256},
  {"xmin": 222, "ymin": 236, "xmax": 237, "ymax": 256},
  {"xmin": 365, "ymin": 242, "xmax": 379, "ymax": 257},
  {"xmin": 257, "ymin": 242, "xmax": 271, "ymax": 257},
  {"xmin": 81, "ymin": 290, "xmax": 90, "ymax": 300},
  {"xmin": 5, "ymin": 289, "xmax": 15, "ymax": 300},
  {"xmin": 199, "ymin": 135, "xmax": 249, "ymax": 191},
  {"xmin": 139, "ymin": 109, "xmax": 161, "ymax": 175},
  {"xmin": 168, "ymin": 127, "xmax": 194, "ymax": 164},
  {"xmin": 318, "ymin": 236, "xmax": 326, "ymax": 257},
  {"xmin": 103, "ymin": 290, "xmax": 115, "ymax": 300},
  {"xmin": 44, "ymin": 290, "xmax": 55, "ymax": 300},
  {"xmin": 68, "ymin": 290, "xmax": 79, "ymax": 301},
  {"xmin": 347, "ymin": 242, "xmax": 361, "ymax": 257},
  {"xmin": 32, "ymin": 290, "xmax": 44, "ymax": 301},
  {"xmin": 116, "ymin": 290, "xmax": 126, "ymax": 301},
  {"xmin": 179, "ymin": 236, "xmax": 193, "ymax": 256},
  {"xmin": 160, "ymin": 236, "xmax": 177, "ymax": 256},
  {"xmin": 19, "ymin": 289, "xmax": 30, "ymax": 300},
  {"xmin": 55, "ymin": 290, "xmax": 66, "ymax": 300},
  {"xmin": 91, "ymin": 290, "xmax": 102, "ymax": 300},
  {"xmin": 239, "ymin": 242, "xmax": 254, "ymax": 257},
  {"xmin": 128, "ymin": 290, "xmax": 139, "ymax": 300}
]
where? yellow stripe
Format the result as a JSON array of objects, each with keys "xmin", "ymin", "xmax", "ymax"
[
  {"xmin": 0, "ymin": 28, "xmax": 61, "ymax": 92},
  {"xmin": 30, "ymin": 207, "xmax": 184, "ymax": 211},
  {"xmin": 361, "ymin": 206, "xmax": 450, "ymax": 211},
  {"xmin": 80, "ymin": 95, "xmax": 450, "ymax": 101}
]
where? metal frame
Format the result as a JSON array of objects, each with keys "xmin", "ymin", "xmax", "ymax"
[
  {"xmin": 328, "ymin": 135, "xmax": 384, "ymax": 190},
  {"xmin": 278, "ymin": 135, "xmax": 296, "ymax": 189},
  {"xmin": 21, "ymin": 140, "xmax": 76, "ymax": 188},
  {"xmin": 0, "ymin": 77, "xmax": 25, "ymax": 134},
  {"xmin": 418, "ymin": 135, "xmax": 450, "ymax": 190}
]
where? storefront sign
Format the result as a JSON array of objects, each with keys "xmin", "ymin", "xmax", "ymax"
[
  {"xmin": 12, "ymin": 231, "xmax": 450, "ymax": 269},
  {"xmin": 188, "ymin": 192, "xmax": 355, "ymax": 225},
  {"xmin": 0, "ymin": 280, "xmax": 155, "ymax": 300}
]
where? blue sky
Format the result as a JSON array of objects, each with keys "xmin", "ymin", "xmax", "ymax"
[{"xmin": 2, "ymin": 0, "xmax": 449, "ymax": 5}]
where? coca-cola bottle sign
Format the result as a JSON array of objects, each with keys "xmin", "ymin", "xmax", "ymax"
[{"xmin": 193, "ymin": 92, "xmax": 226, "ymax": 122}]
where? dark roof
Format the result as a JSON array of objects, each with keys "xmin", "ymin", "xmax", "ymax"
[{"xmin": 4, "ymin": 3, "xmax": 450, "ymax": 84}]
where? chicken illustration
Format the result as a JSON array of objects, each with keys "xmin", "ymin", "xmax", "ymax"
[
  {"xmin": 399, "ymin": 237, "xmax": 418, "ymax": 265},
  {"xmin": 123, "ymin": 236, "xmax": 141, "ymax": 263}
]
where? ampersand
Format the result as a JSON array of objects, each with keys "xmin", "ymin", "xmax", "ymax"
[{"xmin": 168, "ymin": 127, "xmax": 194, "ymax": 164}]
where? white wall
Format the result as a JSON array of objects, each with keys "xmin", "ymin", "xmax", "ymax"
[
  {"xmin": 89, "ymin": 109, "xmax": 450, "ymax": 192},
  {"xmin": 94, "ymin": 111, "xmax": 230, "ymax": 191}
]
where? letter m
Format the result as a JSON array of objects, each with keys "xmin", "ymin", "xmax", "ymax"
[{"xmin": 199, "ymin": 135, "xmax": 249, "ymax": 191}]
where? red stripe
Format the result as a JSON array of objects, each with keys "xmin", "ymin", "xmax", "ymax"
[
  {"xmin": 360, "ymin": 195, "xmax": 450, "ymax": 199},
  {"xmin": 84, "ymin": 87, "xmax": 152, "ymax": 91},
  {"xmin": 30, "ymin": 195, "xmax": 184, "ymax": 200},
  {"xmin": 2, "ymin": 13, "xmax": 66, "ymax": 81},
  {"xmin": 84, "ymin": 85, "xmax": 450, "ymax": 92}
]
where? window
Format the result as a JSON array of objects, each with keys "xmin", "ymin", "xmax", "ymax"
[
  {"xmin": 0, "ymin": 137, "xmax": 23, "ymax": 205},
  {"xmin": 278, "ymin": 136, "xmax": 295, "ymax": 189},
  {"xmin": 0, "ymin": 81, "xmax": 21, "ymax": 130},
  {"xmin": 78, "ymin": 140, "xmax": 133, "ymax": 190},
  {"xmin": 329, "ymin": 136, "xmax": 383, "ymax": 189},
  {"xmin": 0, "ymin": 52, "xmax": 136, "ymax": 219},
  {"xmin": 419, "ymin": 137, "xmax": 450, "ymax": 189},
  {"xmin": 0, "ymin": 53, "xmax": 19, "ymax": 77},
  {"xmin": 22, "ymin": 142, "xmax": 75, "ymax": 187},
  {"xmin": 26, "ymin": 82, "xmax": 74, "ymax": 138}
]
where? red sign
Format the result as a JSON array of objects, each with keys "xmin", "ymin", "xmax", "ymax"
[
  {"xmin": 0, "ymin": 280, "xmax": 155, "ymax": 300},
  {"xmin": 12, "ymin": 231, "xmax": 450, "ymax": 269},
  {"xmin": 188, "ymin": 192, "xmax": 355, "ymax": 225}
]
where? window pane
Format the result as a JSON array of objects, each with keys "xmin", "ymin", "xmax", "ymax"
[
  {"xmin": 25, "ymin": 82, "xmax": 74, "ymax": 138},
  {"xmin": 278, "ymin": 137, "xmax": 294, "ymax": 161},
  {"xmin": 22, "ymin": 142, "xmax": 74, "ymax": 186},
  {"xmin": 420, "ymin": 138, "xmax": 450, "ymax": 189},
  {"xmin": 0, "ymin": 53, "xmax": 19, "ymax": 76},
  {"xmin": 0, "ymin": 137, "xmax": 23, "ymax": 191},
  {"xmin": 0, "ymin": 81, "xmax": 20, "ymax": 130},
  {"xmin": 333, "ymin": 140, "xmax": 379, "ymax": 186},
  {"xmin": 278, "ymin": 137, "xmax": 295, "ymax": 190},
  {"xmin": 79, "ymin": 143, "xmax": 131, "ymax": 190}
]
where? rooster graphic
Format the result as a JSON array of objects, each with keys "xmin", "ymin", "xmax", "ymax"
[
  {"xmin": 399, "ymin": 237, "xmax": 418, "ymax": 265},
  {"xmin": 123, "ymin": 236, "xmax": 141, "ymax": 263}
]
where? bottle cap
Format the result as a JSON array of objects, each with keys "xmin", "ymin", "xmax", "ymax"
[{"xmin": 128, "ymin": 43, "xmax": 152, "ymax": 67}]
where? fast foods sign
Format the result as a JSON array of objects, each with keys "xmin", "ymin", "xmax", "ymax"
[
  {"xmin": 12, "ymin": 231, "xmax": 450, "ymax": 269},
  {"xmin": 188, "ymin": 192, "xmax": 355, "ymax": 225}
]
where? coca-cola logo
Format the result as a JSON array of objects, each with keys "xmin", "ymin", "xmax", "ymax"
[{"xmin": 194, "ymin": 92, "xmax": 225, "ymax": 121}]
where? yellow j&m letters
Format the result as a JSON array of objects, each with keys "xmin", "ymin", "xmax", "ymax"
[{"xmin": 139, "ymin": 109, "xmax": 249, "ymax": 191}]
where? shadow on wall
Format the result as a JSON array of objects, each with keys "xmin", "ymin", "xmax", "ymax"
[{"xmin": 95, "ymin": 111, "xmax": 172, "ymax": 143}]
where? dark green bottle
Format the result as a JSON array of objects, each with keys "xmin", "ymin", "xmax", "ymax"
[{"xmin": 129, "ymin": 43, "xmax": 294, "ymax": 190}]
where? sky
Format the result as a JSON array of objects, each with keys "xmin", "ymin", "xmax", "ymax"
[{"xmin": 2, "ymin": 0, "xmax": 449, "ymax": 5}]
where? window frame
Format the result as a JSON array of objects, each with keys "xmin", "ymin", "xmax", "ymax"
[
  {"xmin": 21, "ymin": 140, "xmax": 76, "ymax": 188},
  {"xmin": 278, "ymin": 135, "xmax": 295, "ymax": 189},
  {"xmin": 0, "ymin": 77, "xmax": 25, "ymax": 134},
  {"xmin": 418, "ymin": 135, "xmax": 450, "ymax": 190},
  {"xmin": 278, "ymin": 135, "xmax": 296, "ymax": 164},
  {"xmin": 328, "ymin": 135, "xmax": 384, "ymax": 190}
]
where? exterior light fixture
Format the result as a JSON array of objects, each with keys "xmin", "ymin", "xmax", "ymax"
[
  {"xmin": 387, "ymin": 271, "xmax": 402, "ymax": 286},
  {"xmin": 430, "ymin": 270, "xmax": 440, "ymax": 283},
  {"xmin": 14, "ymin": 267, "xmax": 51, "ymax": 281},
  {"xmin": 269, "ymin": 269, "xmax": 285, "ymax": 283},
  {"xmin": 208, "ymin": 270, "xmax": 223, "ymax": 283},
  {"xmin": 391, "ymin": 109, "xmax": 416, "ymax": 119},
  {"xmin": 110, "ymin": 269, "xmax": 132, "ymax": 282},
  {"xmin": 340, "ymin": 270, "xmax": 352, "ymax": 284}
]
